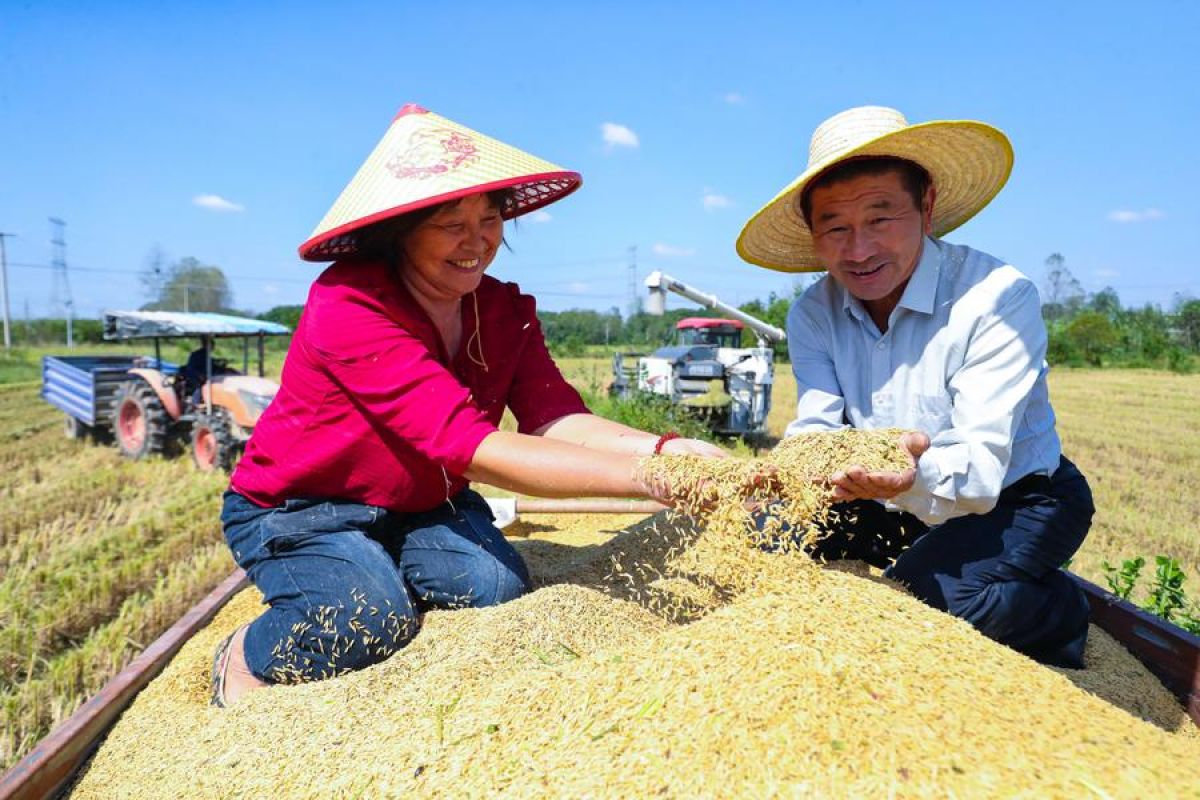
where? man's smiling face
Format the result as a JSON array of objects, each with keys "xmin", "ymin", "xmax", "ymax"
[{"xmin": 808, "ymin": 169, "xmax": 934, "ymax": 315}]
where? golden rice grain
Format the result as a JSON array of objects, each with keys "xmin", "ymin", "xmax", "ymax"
[{"xmin": 66, "ymin": 429, "xmax": 1200, "ymax": 798}]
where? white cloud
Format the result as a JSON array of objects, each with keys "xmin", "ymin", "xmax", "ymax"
[
  {"xmin": 723, "ymin": 92, "xmax": 744, "ymax": 105},
  {"xmin": 601, "ymin": 122, "xmax": 640, "ymax": 149},
  {"xmin": 528, "ymin": 210, "xmax": 553, "ymax": 223},
  {"xmin": 652, "ymin": 243, "xmax": 696, "ymax": 258},
  {"xmin": 702, "ymin": 189, "xmax": 732, "ymax": 211},
  {"xmin": 1094, "ymin": 268, "xmax": 1119, "ymax": 279},
  {"xmin": 261, "ymin": 283, "xmax": 280, "ymax": 296},
  {"xmin": 567, "ymin": 281, "xmax": 591, "ymax": 294},
  {"xmin": 194, "ymin": 194, "xmax": 245, "ymax": 212},
  {"xmin": 1107, "ymin": 208, "xmax": 1164, "ymax": 223}
]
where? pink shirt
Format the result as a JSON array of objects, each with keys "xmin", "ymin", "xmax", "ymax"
[{"xmin": 231, "ymin": 260, "xmax": 588, "ymax": 512}]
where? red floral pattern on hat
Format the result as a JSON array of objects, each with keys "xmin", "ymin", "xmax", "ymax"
[{"xmin": 386, "ymin": 128, "xmax": 480, "ymax": 180}]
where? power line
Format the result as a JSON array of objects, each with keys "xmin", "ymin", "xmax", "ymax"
[
  {"xmin": 627, "ymin": 245, "xmax": 638, "ymax": 317},
  {"xmin": 7, "ymin": 260, "xmax": 320, "ymax": 284},
  {"xmin": 6, "ymin": 254, "xmax": 632, "ymax": 285}
]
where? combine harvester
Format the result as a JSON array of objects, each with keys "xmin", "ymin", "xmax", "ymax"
[{"xmin": 611, "ymin": 271, "xmax": 786, "ymax": 439}]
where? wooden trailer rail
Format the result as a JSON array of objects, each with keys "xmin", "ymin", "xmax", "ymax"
[
  {"xmin": 0, "ymin": 570, "xmax": 249, "ymax": 800},
  {"xmin": 1072, "ymin": 574, "xmax": 1200, "ymax": 727}
]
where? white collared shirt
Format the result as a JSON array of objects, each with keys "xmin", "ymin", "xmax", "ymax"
[{"xmin": 785, "ymin": 236, "xmax": 1062, "ymax": 525}]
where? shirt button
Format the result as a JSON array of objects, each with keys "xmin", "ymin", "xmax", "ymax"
[{"xmin": 877, "ymin": 341, "xmax": 886, "ymax": 350}]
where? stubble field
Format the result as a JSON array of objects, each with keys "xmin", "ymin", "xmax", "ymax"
[{"xmin": 1, "ymin": 358, "xmax": 1197, "ymax": 771}]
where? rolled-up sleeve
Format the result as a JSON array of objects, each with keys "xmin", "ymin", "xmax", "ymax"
[
  {"xmin": 785, "ymin": 298, "xmax": 849, "ymax": 437},
  {"xmin": 891, "ymin": 278, "xmax": 1046, "ymax": 523},
  {"xmin": 304, "ymin": 281, "xmax": 497, "ymax": 477},
  {"xmin": 504, "ymin": 294, "xmax": 589, "ymax": 433}
]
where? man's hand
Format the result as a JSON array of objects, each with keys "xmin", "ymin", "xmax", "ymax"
[
  {"xmin": 658, "ymin": 437, "xmax": 729, "ymax": 458},
  {"xmin": 829, "ymin": 431, "xmax": 930, "ymax": 502}
]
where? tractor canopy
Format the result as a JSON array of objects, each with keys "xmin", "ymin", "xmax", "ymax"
[{"xmin": 102, "ymin": 310, "xmax": 290, "ymax": 340}]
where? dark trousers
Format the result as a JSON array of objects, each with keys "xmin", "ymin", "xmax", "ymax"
[
  {"xmin": 221, "ymin": 488, "xmax": 531, "ymax": 684},
  {"xmin": 809, "ymin": 456, "xmax": 1094, "ymax": 667}
]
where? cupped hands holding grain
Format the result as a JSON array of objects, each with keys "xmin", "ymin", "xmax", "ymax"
[
  {"xmin": 823, "ymin": 429, "xmax": 929, "ymax": 502},
  {"xmin": 638, "ymin": 427, "xmax": 922, "ymax": 550}
]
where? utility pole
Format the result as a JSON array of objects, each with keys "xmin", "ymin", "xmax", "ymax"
[
  {"xmin": 627, "ymin": 245, "xmax": 638, "ymax": 318},
  {"xmin": 49, "ymin": 218, "xmax": 74, "ymax": 347},
  {"xmin": 0, "ymin": 232, "xmax": 13, "ymax": 350}
]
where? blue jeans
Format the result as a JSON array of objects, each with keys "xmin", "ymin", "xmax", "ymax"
[
  {"xmin": 789, "ymin": 456, "xmax": 1095, "ymax": 667},
  {"xmin": 221, "ymin": 488, "xmax": 531, "ymax": 684}
]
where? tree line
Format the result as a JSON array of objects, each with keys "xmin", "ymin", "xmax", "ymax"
[
  {"xmin": 9, "ymin": 253, "xmax": 1199, "ymax": 373},
  {"xmin": 1041, "ymin": 253, "xmax": 1199, "ymax": 371}
]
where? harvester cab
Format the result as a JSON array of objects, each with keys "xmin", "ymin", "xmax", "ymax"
[
  {"xmin": 41, "ymin": 311, "xmax": 290, "ymax": 472},
  {"xmin": 611, "ymin": 272, "xmax": 786, "ymax": 438}
]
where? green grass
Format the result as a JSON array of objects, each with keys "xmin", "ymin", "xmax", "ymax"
[{"xmin": 0, "ymin": 382, "xmax": 232, "ymax": 769}]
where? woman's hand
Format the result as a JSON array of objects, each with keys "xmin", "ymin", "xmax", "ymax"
[
  {"xmin": 632, "ymin": 452, "xmax": 777, "ymax": 513},
  {"xmin": 658, "ymin": 437, "xmax": 728, "ymax": 458},
  {"xmin": 828, "ymin": 431, "xmax": 930, "ymax": 502}
]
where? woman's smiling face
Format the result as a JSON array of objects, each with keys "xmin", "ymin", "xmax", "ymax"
[{"xmin": 401, "ymin": 193, "xmax": 504, "ymax": 302}]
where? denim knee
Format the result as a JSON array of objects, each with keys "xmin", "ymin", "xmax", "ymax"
[
  {"xmin": 247, "ymin": 582, "xmax": 420, "ymax": 682},
  {"xmin": 222, "ymin": 492, "xmax": 422, "ymax": 682},
  {"xmin": 396, "ymin": 496, "xmax": 531, "ymax": 611}
]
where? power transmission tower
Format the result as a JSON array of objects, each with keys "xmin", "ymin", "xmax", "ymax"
[
  {"xmin": 0, "ymin": 232, "xmax": 13, "ymax": 350},
  {"xmin": 627, "ymin": 245, "xmax": 638, "ymax": 317},
  {"xmin": 49, "ymin": 217, "xmax": 74, "ymax": 346}
]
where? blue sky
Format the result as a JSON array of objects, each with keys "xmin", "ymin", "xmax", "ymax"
[{"xmin": 2, "ymin": 1, "xmax": 1197, "ymax": 321}]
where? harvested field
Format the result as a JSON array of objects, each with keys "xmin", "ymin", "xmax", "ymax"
[{"xmin": 70, "ymin": 505, "xmax": 1200, "ymax": 797}]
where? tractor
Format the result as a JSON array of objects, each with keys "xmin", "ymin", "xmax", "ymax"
[{"xmin": 41, "ymin": 310, "xmax": 290, "ymax": 471}]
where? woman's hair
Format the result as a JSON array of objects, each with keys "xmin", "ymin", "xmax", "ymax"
[{"xmin": 354, "ymin": 188, "xmax": 515, "ymax": 261}]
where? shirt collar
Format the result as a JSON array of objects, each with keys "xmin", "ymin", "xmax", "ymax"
[
  {"xmin": 839, "ymin": 236, "xmax": 941, "ymax": 321},
  {"xmin": 896, "ymin": 236, "xmax": 941, "ymax": 316}
]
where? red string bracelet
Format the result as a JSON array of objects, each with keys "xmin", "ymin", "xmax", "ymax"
[{"xmin": 653, "ymin": 431, "xmax": 681, "ymax": 455}]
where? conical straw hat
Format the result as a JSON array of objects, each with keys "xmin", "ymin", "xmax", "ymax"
[
  {"xmin": 736, "ymin": 106, "xmax": 1013, "ymax": 272},
  {"xmin": 299, "ymin": 104, "xmax": 582, "ymax": 261}
]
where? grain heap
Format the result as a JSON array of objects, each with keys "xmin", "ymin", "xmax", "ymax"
[
  {"xmin": 68, "ymin": 430, "xmax": 1200, "ymax": 798},
  {"xmin": 638, "ymin": 426, "xmax": 911, "ymax": 552}
]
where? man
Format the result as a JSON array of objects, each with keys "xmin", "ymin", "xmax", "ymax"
[{"xmin": 737, "ymin": 106, "xmax": 1094, "ymax": 667}]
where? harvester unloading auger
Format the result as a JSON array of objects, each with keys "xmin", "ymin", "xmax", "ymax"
[{"xmin": 611, "ymin": 271, "xmax": 786, "ymax": 438}]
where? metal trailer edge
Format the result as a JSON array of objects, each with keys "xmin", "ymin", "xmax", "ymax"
[{"xmin": 41, "ymin": 355, "xmax": 151, "ymax": 429}]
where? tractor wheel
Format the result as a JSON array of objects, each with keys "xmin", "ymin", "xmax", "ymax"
[
  {"xmin": 112, "ymin": 380, "xmax": 170, "ymax": 460},
  {"xmin": 64, "ymin": 415, "xmax": 91, "ymax": 441},
  {"xmin": 191, "ymin": 411, "xmax": 237, "ymax": 472}
]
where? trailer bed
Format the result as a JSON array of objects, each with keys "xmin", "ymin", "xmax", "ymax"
[{"xmin": 41, "ymin": 356, "xmax": 178, "ymax": 428}]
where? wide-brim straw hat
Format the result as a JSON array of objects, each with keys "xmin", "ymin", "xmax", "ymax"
[
  {"xmin": 736, "ymin": 106, "xmax": 1013, "ymax": 272},
  {"xmin": 299, "ymin": 104, "xmax": 582, "ymax": 261}
]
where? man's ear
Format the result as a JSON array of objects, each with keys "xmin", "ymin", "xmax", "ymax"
[{"xmin": 922, "ymin": 185, "xmax": 937, "ymax": 236}]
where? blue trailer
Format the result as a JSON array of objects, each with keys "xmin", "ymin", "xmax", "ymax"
[{"xmin": 41, "ymin": 354, "xmax": 179, "ymax": 440}]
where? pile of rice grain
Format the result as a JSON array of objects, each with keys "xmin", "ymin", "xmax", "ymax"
[
  {"xmin": 67, "ymin": 430, "xmax": 1200, "ymax": 798},
  {"xmin": 640, "ymin": 427, "xmax": 912, "ymax": 549}
]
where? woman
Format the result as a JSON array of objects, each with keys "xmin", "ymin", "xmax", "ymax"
[{"xmin": 212, "ymin": 105, "xmax": 728, "ymax": 706}]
